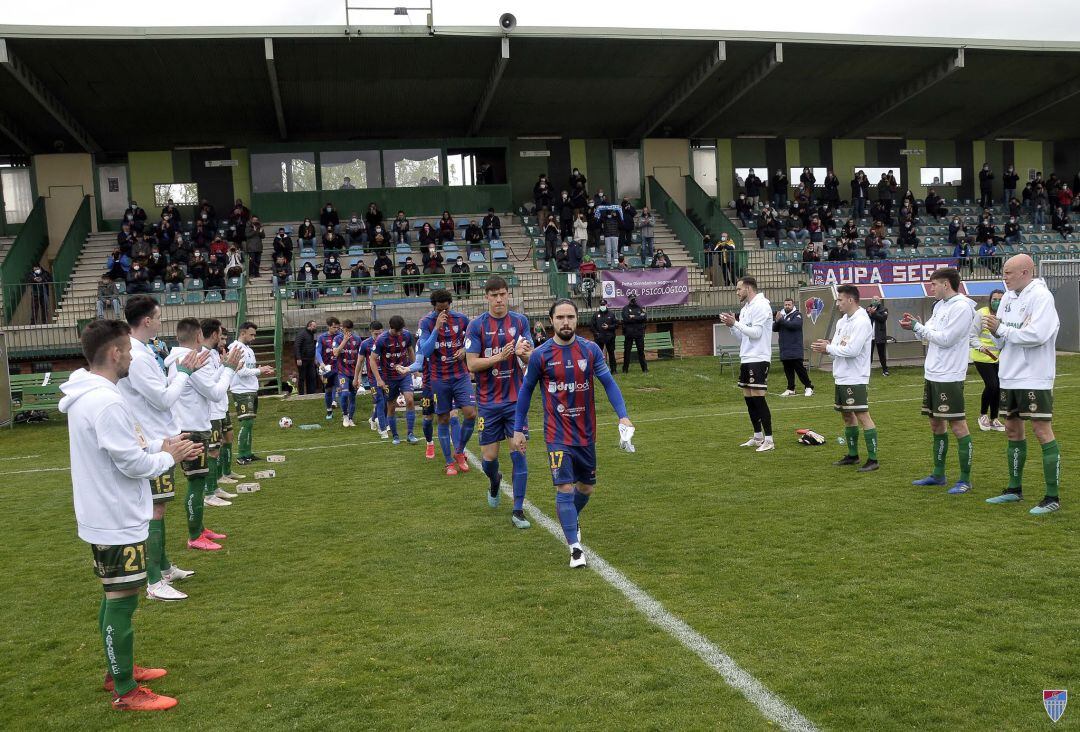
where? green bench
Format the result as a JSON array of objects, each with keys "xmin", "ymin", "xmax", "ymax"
[
  {"xmin": 614, "ymin": 331, "xmax": 675, "ymax": 357},
  {"xmin": 10, "ymin": 371, "xmax": 72, "ymax": 412},
  {"xmin": 716, "ymin": 345, "xmax": 740, "ymax": 373}
]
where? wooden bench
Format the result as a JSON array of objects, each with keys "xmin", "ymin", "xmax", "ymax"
[
  {"xmin": 614, "ymin": 331, "xmax": 675, "ymax": 357},
  {"xmin": 10, "ymin": 371, "xmax": 71, "ymax": 412}
]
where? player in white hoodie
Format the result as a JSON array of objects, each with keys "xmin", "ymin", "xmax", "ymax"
[
  {"xmin": 901, "ymin": 267, "xmax": 981, "ymax": 495},
  {"xmin": 812, "ymin": 284, "xmax": 879, "ymax": 471},
  {"xmin": 981, "ymin": 254, "xmax": 1062, "ymax": 515},
  {"xmin": 59, "ymin": 320, "xmax": 200, "ymax": 711},
  {"xmin": 719, "ymin": 276, "xmax": 776, "ymax": 452},
  {"xmin": 230, "ymin": 321, "xmax": 274, "ymax": 464}
]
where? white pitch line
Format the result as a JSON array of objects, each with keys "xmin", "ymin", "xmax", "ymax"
[
  {"xmin": 0, "ymin": 454, "xmax": 41, "ymax": 462},
  {"xmin": 0, "ymin": 466, "xmax": 68, "ymax": 476},
  {"xmin": 463, "ymin": 450, "xmax": 818, "ymax": 732}
]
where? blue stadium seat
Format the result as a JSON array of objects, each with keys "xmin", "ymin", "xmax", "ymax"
[
  {"xmin": 489, "ymin": 239, "xmax": 505, "ymax": 250},
  {"xmin": 396, "ymin": 243, "xmax": 411, "ymax": 253},
  {"xmin": 164, "ymin": 292, "xmax": 182, "ymax": 305},
  {"xmin": 205, "ymin": 291, "xmax": 223, "ymax": 303},
  {"xmin": 224, "ymin": 289, "xmax": 239, "ymax": 302},
  {"xmin": 185, "ymin": 291, "xmax": 204, "ymax": 304},
  {"xmin": 442, "ymin": 244, "xmax": 460, "ymax": 256},
  {"xmin": 348, "ymin": 245, "xmax": 364, "ymax": 256},
  {"xmin": 187, "ymin": 278, "xmax": 203, "ymax": 291},
  {"xmin": 151, "ymin": 279, "xmax": 164, "ymax": 292},
  {"xmin": 468, "ymin": 251, "xmax": 486, "ymax": 263},
  {"xmin": 626, "ymin": 256, "xmax": 643, "ymax": 268},
  {"xmin": 227, "ymin": 276, "xmax": 242, "ymax": 289},
  {"xmin": 300, "ymin": 247, "xmax": 317, "ymax": 258},
  {"xmin": 491, "ymin": 249, "xmax": 508, "ymax": 261}
]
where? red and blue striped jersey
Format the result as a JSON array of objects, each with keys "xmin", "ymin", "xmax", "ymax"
[
  {"xmin": 333, "ymin": 333, "xmax": 363, "ymax": 378},
  {"xmin": 418, "ymin": 310, "xmax": 470, "ymax": 383},
  {"xmin": 316, "ymin": 331, "xmax": 337, "ymax": 369},
  {"xmin": 465, "ymin": 311, "xmax": 532, "ymax": 406},
  {"xmin": 373, "ymin": 330, "xmax": 414, "ymax": 382},
  {"xmin": 358, "ymin": 336, "xmax": 376, "ymax": 377},
  {"xmin": 522, "ymin": 337, "xmax": 610, "ymax": 446}
]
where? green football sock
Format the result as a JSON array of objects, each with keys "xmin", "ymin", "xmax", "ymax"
[
  {"xmin": 186, "ymin": 476, "xmax": 206, "ymax": 540},
  {"xmin": 159, "ymin": 519, "xmax": 171, "ymax": 571},
  {"xmin": 146, "ymin": 519, "xmax": 164, "ymax": 584},
  {"xmin": 205, "ymin": 455, "xmax": 219, "ymax": 498},
  {"xmin": 98, "ymin": 595, "xmax": 106, "ymax": 635},
  {"xmin": 101, "ymin": 594, "xmax": 138, "ymax": 696},
  {"xmin": 957, "ymin": 435, "xmax": 973, "ymax": 483},
  {"xmin": 221, "ymin": 443, "xmax": 232, "ymax": 478},
  {"xmin": 864, "ymin": 428, "xmax": 878, "ymax": 460},
  {"xmin": 1007, "ymin": 439, "xmax": 1027, "ymax": 490},
  {"xmin": 1042, "ymin": 440, "xmax": 1060, "ymax": 497},
  {"xmin": 845, "ymin": 426, "xmax": 859, "ymax": 457},
  {"xmin": 238, "ymin": 421, "xmax": 253, "ymax": 458},
  {"xmin": 932, "ymin": 433, "xmax": 948, "ymax": 478}
]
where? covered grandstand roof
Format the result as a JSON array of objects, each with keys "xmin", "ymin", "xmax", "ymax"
[{"xmin": 0, "ymin": 27, "xmax": 1078, "ymax": 154}]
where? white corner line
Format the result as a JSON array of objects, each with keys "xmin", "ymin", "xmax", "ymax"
[{"xmin": 463, "ymin": 449, "xmax": 818, "ymax": 732}]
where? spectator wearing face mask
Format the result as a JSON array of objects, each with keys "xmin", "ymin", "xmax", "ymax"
[
  {"xmin": 572, "ymin": 212, "xmax": 588, "ymax": 246},
  {"xmin": 465, "ymin": 219, "xmax": 484, "ymax": 251},
  {"xmin": 373, "ymin": 250, "xmax": 394, "ymax": 279},
  {"xmin": 392, "ymin": 210, "xmax": 410, "ymax": 244},
  {"xmin": 126, "ymin": 260, "xmax": 151, "ymax": 295},
  {"xmin": 296, "ymin": 261, "xmax": 319, "ymax": 303},
  {"xmin": 569, "ymin": 181, "xmax": 589, "ymax": 214},
  {"xmin": 209, "ymin": 235, "xmax": 229, "ymax": 263},
  {"xmin": 482, "ymin": 208, "xmax": 501, "ymax": 241},
  {"xmin": 346, "ymin": 213, "xmax": 367, "ymax": 245},
  {"xmin": 422, "ymin": 244, "xmax": 443, "ymax": 274},
  {"xmin": 600, "ymin": 207, "xmax": 621, "ymax": 263},
  {"xmin": 96, "ymin": 274, "xmax": 121, "ymax": 320},
  {"xmin": 650, "ymin": 249, "xmax": 671, "ymax": 268},
  {"xmin": 349, "ymin": 259, "xmax": 372, "ymax": 297},
  {"xmin": 619, "ymin": 198, "xmax": 637, "ymax": 253},
  {"xmin": 569, "ymin": 167, "xmax": 587, "ymax": 195},
  {"xmin": 323, "ymin": 228, "xmax": 345, "ymax": 258},
  {"xmin": 555, "ymin": 239, "xmax": 581, "ymax": 273},
  {"xmin": 197, "ymin": 200, "xmax": 216, "ymax": 229},
  {"xmin": 146, "ymin": 245, "xmax": 167, "ymax": 280},
  {"xmin": 187, "ymin": 251, "xmax": 208, "ymax": 281},
  {"xmin": 320, "ymin": 202, "xmax": 340, "ymax": 235},
  {"xmin": 244, "ymin": 216, "xmax": 265, "ymax": 277},
  {"xmin": 771, "ymin": 169, "xmax": 788, "ymax": 208},
  {"xmin": 557, "ymin": 190, "xmax": 575, "ymax": 239},
  {"xmin": 1003, "ymin": 216, "xmax": 1021, "ymax": 246},
  {"xmin": 979, "ymin": 163, "xmax": 994, "ymax": 209},
  {"xmin": 591, "ymin": 299, "xmax": 618, "ymax": 369},
  {"xmin": 164, "ymin": 262, "xmax": 184, "ymax": 292},
  {"xmin": 369, "ymin": 226, "xmax": 390, "ymax": 256},
  {"xmin": 298, "ymin": 218, "xmax": 317, "ymax": 250},
  {"xmin": 117, "ymin": 224, "xmax": 135, "ymax": 255},
  {"xmin": 26, "ymin": 263, "xmax": 53, "ymax": 323},
  {"xmin": 866, "ymin": 298, "xmax": 890, "ymax": 376},
  {"xmin": 123, "ymin": 200, "xmax": 147, "ymax": 233},
  {"xmin": 545, "ymin": 215, "xmax": 562, "ymax": 261},
  {"xmin": 323, "ymin": 255, "xmax": 342, "ymax": 282},
  {"xmin": 106, "ymin": 249, "xmax": 131, "ymax": 281},
  {"xmin": 1002, "ymin": 165, "xmax": 1019, "ymax": 206},
  {"xmin": 271, "ymin": 255, "xmax": 292, "ymax": 288},
  {"xmin": 418, "ymin": 222, "xmax": 437, "ymax": 251},
  {"xmin": 534, "ymin": 174, "xmax": 553, "ymax": 222},
  {"xmin": 735, "ymin": 193, "xmax": 754, "ymax": 228},
  {"xmin": 451, "ymin": 256, "xmax": 470, "ymax": 296},
  {"xmin": 400, "ymin": 256, "xmax": 422, "ymax": 297},
  {"xmin": 365, "ymin": 202, "xmax": 383, "ymax": 234},
  {"xmin": 205, "ymin": 260, "xmax": 226, "ymax": 296},
  {"xmin": 638, "ymin": 208, "xmax": 655, "ymax": 260},
  {"xmin": 744, "ymin": 169, "xmax": 762, "ymax": 206},
  {"xmin": 273, "ymin": 228, "xmax": 293, "ymax": 263}
]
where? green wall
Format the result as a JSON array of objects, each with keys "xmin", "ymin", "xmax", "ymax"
[
  {"xmin": 584, "ymin": 139, "xmax": 612, "ymax": 196},
  {"xmin": 508, "ymin": 139, "xmax": 549, "ymax": 208},
  {"xmin": 716, "ymin": 138, "xmax": 734, "ymax": 203},
  {"xmin": 831, "ymin": 140, "xmax": 866, "ymax": 183},
  {"xmin": 569, "ymin": 139, "xmax": 588, "ymax": 178},
  {"xmin": 231, "ymin": 147, "xmax": 251, "ymax": 204},
  {"xmin": 128, "ymin": 151, "xmax": 173, "ymax": 212}
]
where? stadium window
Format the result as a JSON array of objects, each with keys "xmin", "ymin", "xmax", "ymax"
[
  {"xmin": 153, "ymin": 183, "xmax": 198, "ymax": 207},
  {"xmin": 854, "ymin": 166, "xmax": 902, "ymax": 188},
  {"xmin": 919, "ymin": 167, "xmax": 963, "ymax": 186},
  {"xmin": 734, "ymin": 167, "xmax": 766, "ymax": 188},
  {"xmin": 790, "ymin": 167, "xmax": 827, "ymax": 187},
  {"xmin": 0, "ymin": 165, "xmax": 33, "ymax": 224},
  {"xmin": 320, "ymin": 150, "xmax": 381, "ymax": 190},
  {"xmin": 446, "ymin": 147, "xmax": 506, "ymax": 187},
  {"xmin": 251, "ymin": 152, "xmax": 316, "ymax": 193},
  {"xmin": 614, "ymin": 148, "xmax": 643, "ymax": 200},
  {"xmin": 383, "ymin": 148, "xmax": 442, "ymax": 188}
]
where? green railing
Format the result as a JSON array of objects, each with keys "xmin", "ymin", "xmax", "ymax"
[
  {"xmin": 547, "ymin": 265, "xmax": 570, "ymax": 299},
  {"xmin": 0, "ymin": 197, "xmax": 48, "ymax": 324},
  {"xmin": 273, "ymin": 292, "xmax": 283, "ymax": 392},
  {"xmin": 647, "ymin": 177, "xmax": 705, "ymax": 268},
  {"xmin": 234, "ymin": 274, "xmax": 248, "ymax": 334},
  {"xmin": 51, "ymin": 196, "xmax": 92, "ymax": 299},
  {"xmin": 684, "ymin": 175, "xmax": 745, "ymax": 250}
]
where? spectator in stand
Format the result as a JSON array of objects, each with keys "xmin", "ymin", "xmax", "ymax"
[
  {"xmin": 558, "ymin": 190, "xmax": 575, "ymax": 239},
  {"xmin": 744, "ymin": 168, "xmax": 763, "ymax": 206},
  {"xmin": 294, "ymin": 320, "xmax": 319, "ymax": 395},
  {"xmin": 771, "ymin": 168, "xmax": 788, "ymax": 208},
  {"xmin": 569, "ymin": 167, "xmax": 587, "ymax": 194},
  {"xmin": 370, "ymin": 227, "xmax": 390, "ymax": 256},
  {"xmin": 865, "ymin": 232, "xmax": 885, "ymax": 260},
  {"xmin": 422, "ymin": 243, "xmax": 444, "ymax": 274},
  {"xmin": 773, "ymin": 298, "xmax": 813, "ymax": 396},
  {"xmin": 229, "ymin": 199, "xmax": 251, "ymax": 244},
  {"xmin": 323, "ymin": 254, "xmax": 343, "ymax": 282},
  {"xmin": 346, "ymin": 212, "xmax": 367, "ymax": 245},
  {"xmin": 273, "ymin": 227, "xmax": 293, "ymax": 263},
  {"xmin": 116, "ymin": 223, "xmax": 135, "ymax": 255},
  {"xmin": 757, "ymin": 208, "xmax": 780, "ymax": 248},
  {"xmin": 164, "ymin": 262, "xmax": 184, "ymax": 292},
  {"xmin": 130, "ymin": 234, "xmax": 151, "ymax": 264},
  {"xmin": 619, "ymin": 197, "xmax": 637, "ymax": 252},
  {"xmin": 146, "ymin": 245, "xmax": 167, "ymax": 281},
  {"xmin": 1057, "ymin": 184, "xmax": 1074, "ymax": 213},
  {"xmin": 205, "ymin": 261, "xmax": 226, "ymax": 296},
  {"xmin": 579, "ymin": 254, "xmax": 598, "ymax": 305},
  {"xmin": 438, "ymin": 211, "xmax": 456, "ymax": 245},
  {"xmin": 925, "ymin": 189, "xmax": 947, "ymax": 221},
  {"xmin": 823, "ymin": 169, "xmax": 840, "ymax": 206},
  {"xmin": 801, "ymin": 241, "xmax": 820, "ymax": 263},
  {"xmin": 954, "ymin": 237, "xmax": 974, "ymax": 275},
  {"xmin": 123, "ymin": 200, "xmax": 148, "ymax": 233},
  {"xmin": 787, "ymin": 218, "xmax": 809, "ymax": 244},
  {"xmin": 1003, "ymin": 216, "xmax": 1021, "ymax": 246},
  {"xmin": 220, "ymin": 246, "xmax": 241, "ymax": 279},
  {"xmin": 106, "ymin": 248, "xmax": 131, "ymax": 281},
  {"xmin": 593, "ymin": 187, "xmax": 609, "ymax": 208},
  {"xmin": 451, "ymin": 256, "xmax": 470, "ymax": 296},
  {"xmin": 979, "ymin": 239, "xmax": 1000, "ymax": 276},
  {"xmin": 1008, "ymin": 196, "xmax": 1022, "ymax": 218},
  {"xmin": 373, "ymin": 250, "xmax": 394, "ymax": 279},
  {"xmin": 533, "ymin": 174, "xmax": 553, "ymax": 222},
  {"xmin": 712, "ymin": 232, "xmax": 736, "ymax": 286},
  {"xmin": 126, "ymin": 260, "xmax": 151, "ymax": 295},
  {"xmin": 621, "ymin": 296, "xmax": 648, "ymax": 374},
  {"xmin": 401, "ymin": 256, "xmax": 422, "ymax": 297},
  {"xmin": 23, "ymin": 263, "xmax": 51, "ymax": 324},
  {"xmin": 191, "ymin": 219, "xmax": 212, "ymax": 250},
  {"xmin": 556, "ymin": 239, "xmax": 582, "ymax": 273},
  {"xmin": 299, "ymin": 218, "xmax": 317, "ymax": 250},
  {"xmin": 339, "ymin": 176, "xmax": 355, "ymax": 190},
  {"xmin": 349, "ymin": 260, "xmax": 372, "ymax": 296},
  {"xmin": 197, "ymin": 199, "xmax": 216, "ymax": 230},
  {"xmin": 586, "ymin": 200, "xmax": 601, "ymax": 249},
  {"xmin": 544, "ymin": 214, "xmax": 561, "ymax": 261},
  {"xmin": 296, "ymin": 261, "xmax": 319, "ymax": 303},
  {"xmin": 271, "ymin": 254, "xmax": 291, "ymax": 288},
  {"xmin": 160, "ymin": 198, "xmax": 181, "ymax": 224},
  {"xmin": 828, "ymin": 240, "xmax": 852, "ymax": 260},
  {"xmin": 209, "ymin": 234, "xmax": 229, "ymax": 263},
  {"xmin": 638, "ymin": 208, "xmax": 655, "ymax": 260},
  {"xmin": 1052, "ymin": 206, "xmax": 1074, "ymax": 239},
  {"xmin": 978, "ymin": 163, "xmax": 994, "ymax": 209},
  {"xmin": 851, "ymin": 171, "xmax": 869, "ymax": 219},
  {"xmin": 735, "ymin": 192, "xmax": 754, "ymax": 228},
  {"xmin": 1003, "ymin": 165, "xmax": 1019, "ymax": 205},
  {"xmin": 482, "ymin": 208, "xmax": 501, "ymax": 241},
  {"xmin": 876, "ymin": 174, "xmax": 894, "ymax": 221},
  {"xmin": 800, "ymin": 167, "xmax": 817, "ymax": 200},
  {"xmin": 187, "ymin": 250, "xmax": 208, "ymax": 282},
  {"xmin": 898, "ymin": 218, "xmax": 919, "ymax": 250},
  {"xmin": 465, "ymin": 219, "xmax": 484, "ymax": 251},
  {"xmin": 1033, "ymin": 183, "xmax": 1049, "ymax": 227},
  {"xmin": 392, "ymin": 210, "xmax": 410, "ymax": 244},
  {"xmin": 650, "ymin": 248, "xmax": 671, "ymax": 268},
  {"xmin": 322, "ymin": 227, "xmax": 346, "ymax": 258},
  {"xmin": 244, "ymin": 216, "xmax": 265, "ymax": 277},
  {"xmin": 572, "ymin": 211, "xmax": 588, "ymax": 246},
  {"xmin": 600, "ymin": 206, "xmax": 620, "ymax": 263},
  {"xmin": 975, "ymin": 214, "xmax": 996, "ymax": 245},
  {"xmin": 96, "ymin": 274, "xmax": 121, "ymax": 319},
  {"xmin": 1022, "ymin": 181, "xmax": 1034, "ymax": 214},
  {"xmin": 156, "ymin": 216, "xmax": 176, "ymax": 249},
  {"xmin": 867, "ymin": 298, "xmax": 890, "ymax": 375},
  {"xmin": 948, "ymin": 216, "xmax": 967, "ymax": 245},
  {"xmin": 365, "ymin": 202, "xmax": 383, "ymax": 234},
  {"xmin": 320, "ymin": 202, "xmax": 340, "ymax": 235},
  {"xmin": 569, "ymin": 182, "xmax": 589, "ymax": 216},
  {"xmin": 613, "ymin": 255, "xmax": 629, "ymax": 270},
  {"xmin": 418, "ymin": 222, "xmax": 437, "ymax": 251}
]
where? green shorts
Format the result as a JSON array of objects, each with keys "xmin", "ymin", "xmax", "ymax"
[
  {"xmin": 1000, "ymin": 388, "xmax": 1053, "ymax": 420},
  {"xmin": 834, "ymin": 384, "xmax": 869, "ymax": 412},
  {"xmin": 921, "ymin": 380, "xmax": 966, "ymax": 420},
  {"xmin": 221, "ymin": 408, "xmax": 233, "ymax": 434},
  {"xmin": 234, "ymin": 392, "xmax": 258, "ymax": 421},
  {"xmin": 149, "ymin": 465, "xmax": 176, "ymax": 504},
  {"xmin": 180, "ymin": 430, "xmax": 210, "ymax": 476},
  {"xmin": 209, "ymin": 419, "xmax": 224, "ymax": 449},
  {"xmin": 92, "ymin": 541, "xmax": 148, "ymax": 591}
]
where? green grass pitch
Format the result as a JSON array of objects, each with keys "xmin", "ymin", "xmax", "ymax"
[{"xmin": 0, "ymin": 356, "xmax": 1076, "ymax": 730}]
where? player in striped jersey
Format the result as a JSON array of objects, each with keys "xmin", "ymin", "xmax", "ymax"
[
  {"xmin": 357, "ymin": 322, "xmax": 387, "ymax": 436},
  {"xmin": 466, "ymin": 276, "xmax": 533, "ymax": 527},
  {"xmin": 331, "ymin": 319, "xmax": 363, "ymax": 427},
  {"xmin": 372, "ymin": 316, "xmax": 417, "ymax": 445},
  {"xmin": 413, "ymin": 289, "xmax": 477, "ymax": 475},
  {"xmin": 513, "ymin": 299, "xmax": 633, "ymax": 567},
  {"xmin": 315, "ymin": 317, "xmax": 340, "ymax": 421}
]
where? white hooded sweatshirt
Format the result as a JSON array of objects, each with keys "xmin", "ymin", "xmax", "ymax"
[
  {"xmin": 117, "ymin": 335, "xmax": 189, "ymax": 441},
  {"xmin": 913, "ymin": 294, "xmax": 980, "ymax": 383},
  {"xmin": 58, "ymin": 369, "xmax": 174, "ymax": 545},
  {"xmin": 991, "ymin": 278, "xmax": 1060, "ymax": 389},
  {"xmin": 228, "ymin": 339, "xmax": 261, "ymax": 394},
  {"xmin": 165, "ymin": 346, "xmax": 234, "ymax": 431},
  {"xmin": 730, "ymin": 292, "xmax": 773, "ymax": 364}
]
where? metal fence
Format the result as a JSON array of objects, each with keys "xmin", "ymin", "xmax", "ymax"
[
  {"xmin": 0, "ymin": 197, "xmax": 48, "ymax": 324},
  {"xmin": 1039, "ymin": 257, "xmax": 1080, "ymax": 352}
]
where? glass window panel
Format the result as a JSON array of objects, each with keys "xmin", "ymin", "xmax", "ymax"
[
  {"xmin": 854, "ymin": 166, "xmax": 902, "ymax": 188},
  {"xmin": 790, "ymin": 167, "xmax": 828, "ymax": 187},
  {"xmin": 733, "ymin": 167, "xmax": 766, "ymax": 189},
  {"xmin": 382, "ymin": 148, "xmax": 442, "ymax": 188},
  {"xmin": 154, "ymin": 183, "xmax": 198, "ymax": 207},
  {"xmin": 320, "ymin": 150, "xmax": 381, "ymax": 190},
  {"xmin": 251, "ymin": 152, "xmax": 316, "ymax": 193},
  {"xmin": 615, "ymin": 148, "xmax": 643, "ymax": 200},
  {"xmin": 919, "ymin": 168, "xmax": 942, "ymax": 186},
  {"xmin": 941, "ymin": 167, "xmax": 963, "ymax": 186},
  {"xmin": 1, "ymin": 167, "xmax": 33, "ymax": 224}
]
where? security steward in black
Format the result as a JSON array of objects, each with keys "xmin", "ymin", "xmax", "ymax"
[
  {"xmin": 621, "ymin": 296, "xmax": 648, "ymax": 374},
  {"xmin": 592, "ymin": 299, "xmax": 619, "ymax": 369}
]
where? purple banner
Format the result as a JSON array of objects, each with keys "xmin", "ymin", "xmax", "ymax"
[
  {"xmin": 810, "ymin": 258, "xmax": 959, "ymax": 285},
  {"xmin": 599, "ymin": 267, "xmax": 689, "ymax": 307}
]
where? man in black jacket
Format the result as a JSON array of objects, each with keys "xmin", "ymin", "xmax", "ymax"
[
  {"xmin": 592, "ymin": 299, "xmax": 618, "ymax": 369},
  {"xmin": 294, "ymin": 320, "xmax": 319, "ymax": 395},
  {"xmin": 867, "ymin": 298, "xmax": 890, "ymax": 376},
  {"xmin": 621, "ymin": 296, "xmax": 648, "ymax": 374},
  {"xmin": 978, "ymin": 164, "xmax": 994, "ymax": 209}
]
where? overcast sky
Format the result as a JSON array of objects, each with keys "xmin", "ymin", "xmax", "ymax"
[{"xmin": 2, "ymin": 0, "xmax": 1079, "ymax": 44}]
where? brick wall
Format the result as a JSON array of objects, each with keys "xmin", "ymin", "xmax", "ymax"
[{"xmin": 671, "ymin": 319, "xmax": 718, "ymax": 357}]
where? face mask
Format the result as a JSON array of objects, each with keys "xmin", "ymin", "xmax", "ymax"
[
  {"xmin": 599, "ymin": 306, "xmax": 607, "ymax": 312},
  {"xmin": 990, "ymin": 299, "xmax": 1000, "ymax": 312},
  {"xmin": 351, "ymin": 217, "xmax": 357, "ymax": 222},
  {"xmin": 326, "ymin": 207, "xmax": 332, "ymax": 212}
]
